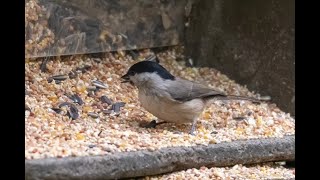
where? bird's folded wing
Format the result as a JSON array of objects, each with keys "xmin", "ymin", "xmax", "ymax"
[{"xmin": 166, "ymin": 78, "xmax": 226, "ymax": 102}]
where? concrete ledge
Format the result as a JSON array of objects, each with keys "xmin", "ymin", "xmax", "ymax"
[{"xmin": 25, "ymin": 135, "xmax": 294, "ymax": 180}]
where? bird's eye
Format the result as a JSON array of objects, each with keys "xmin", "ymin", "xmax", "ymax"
[{"xmin": 128, "ymin": 71, "xmax": 135, "ymax": 76}]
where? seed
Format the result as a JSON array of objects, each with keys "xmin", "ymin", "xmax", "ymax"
[
  {"xmin": 76, "ymin": 65, "xmax": 91, "ymax": 73},
  {"xmin": 87, "ymin": 91, "xmax": 95, "ymax": 97},
  {"xmin": 51, "ymin": 75, "xmax": 69, "ymax": 80},
  {"xmin": 145, "ymin": 55, "xmax": 159, "ymax": 63},
  {"xmin": 92, "ymin": 80, "xmax": 108, "ymax": 89},
  {"xmin": 128, "ymin": 50, "xmax": 139, "ymax": 60},
  {"xmin": 51, "ymin": 108, "xmax": 62, "ymax": 114},
  {"xmin": 100, "ymin": 96, "xmax": 112, "ymax": 105},
  {"xmin": 88, "ymin": 144, "xmax": 96, "ymax": 148},
  {"xmin": 68, "ymin": 71, "xmax": 78, "ymax": 79},
  {"xmin": 67, "ymin": 104, "xmax": 79, "ymax": 120},
  {"xmin": 102, "ymin": 109, "xmax": 112, "ymax": 114},
  {"xmin": 68, "ymin": 94, "xmax": 84, "ymax": 105},
  {"xmin": 88, "ymin": 112, "xmax": 99, "ymax": 118},
  {"xmin": 40, "ymin": 58, "xmax": 48, "ymax": 73},
  {"xmin": 110, "ymin": 102, "xmax": 125, "ymax": 113},
  {"xmin": 87, "ymin": 86, "xmax": 97, "ymax": 91},
  {"xmin": 48, "ymin": 75, "xmax": 68, "ymax": 83},
  {"xmin": 233, "ymin": 116, "xmax": 246, "ymax": 121},
  {"xmin": 25, "ymin": 104, "xmax": 31, "ymax": 111},
  {"xmin": 58, "ymin": 102, "xmax": 71, "ymax": 108},
  {"xmin": 92, "ymin": 58, "xmax": 102, "ymax": 63}
]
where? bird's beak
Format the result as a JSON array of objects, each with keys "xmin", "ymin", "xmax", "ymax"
[{"xmin": 121, "ymin": 73, "xmax": 130, "ymax": 83}]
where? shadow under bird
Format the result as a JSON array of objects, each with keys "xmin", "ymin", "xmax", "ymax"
[{"xmin": 121, "ymin": 57, "xmax": 269, "ymax": 135}]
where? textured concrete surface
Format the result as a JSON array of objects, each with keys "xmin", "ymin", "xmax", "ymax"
[
  {"xmin": 25, "ymin": 135, "xmax": 294, "ymax": 180},
  {"xmin": 185, "ymin": 0, "xmax": 295, "ymax": 116}
]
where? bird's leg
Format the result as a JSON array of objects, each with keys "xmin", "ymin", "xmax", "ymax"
[
  {"xmin": 189, "ymin": 118, "xmax": 198, "ymax": 135},
  {"xmin": 144, "ymin": 119, "xmax": 168, "ymax": 128}
]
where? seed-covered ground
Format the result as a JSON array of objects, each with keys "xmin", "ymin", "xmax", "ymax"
[
  {"xmin": 25, "ymin": 47, "xmax": 295, "ymax": 160},
  {"xmin": 147, "ymin": 163, "xmax": 295, "ymax": 180}
]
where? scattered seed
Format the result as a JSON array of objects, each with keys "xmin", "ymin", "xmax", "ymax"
[
  {"xmin": 51, "ymin": 108, "xmax": 62, "ymax": 114},
  {"xmin": 40, "ymin": 58, "xmax": 48, "ymax": 73},
  {"xmin": 94, "ymin": 87, "xmax": 101, "ymax": 92},
  {"xmin": 76, "ymin": 65, "xmax": 91, "ymax": 73},
  {"xmin": 98, "ymin": 130, "xmax": 103, "ymax": 136},
  {"xmin": 233, "ymin": 116, "xmax": 246, "ymax": 121},
  {"xmin": 92, "ymin": 58, "xmax": 102, "ymax": 63},
  {"xmin": 102, "ymin": 109, "xmax": 113, "ymax": 114},
  {"xmin": 68, "ymin": 71, "xmax": 78, "ymax": 79},
  {"xmin": 211, "ymin": 131, "xmax": 218, "ymax": 134},
  {"xmin": 92, "ymin": 80, "xmax": 108, "ymax": 89},
  {"xmin": 58, "ymin": 102, "xmax": 71, "ymax": 108},
  {"xmin": 25, "ymin": 104, "xmax": 31, "ymax": 111},
  {"xmin": 55, "ymin": 80, "xmax": 62, "ymax": 84},
  {"xmin": 87, "ymin": 91, "xmax": 95, "ymax": 97},
  {"xmin": 88, "ymin": 144, "xmax": 96, "ymax": 148},
  {"xmin": 110, "ymin": 102, "xmax": 125, "ymax": 113},
  {"xmin": 67, "ymin": 104, "xmax": 79, "ymax": 120},
  {"xmin": 88, "ymin": 112, "xmax": 99, "ymax": 118},
  {"xmin": 145, "ymin": 55, "xmax": 159, "ymax": 63},
  {"xmin": 68, "ymin": 94, "xmax": 84, "ymax": 105},
  {"xmin": 51, "ymin": 75, "xmax": 69, "ymax": 80},
  {"xmin": 87, "ymin": 86, "xmax": 97, "ymax": 92},
  {"xmin": 128, "ymin": 50, "xmax": 139, "ymax": 60},
  {"xmin": 100, "ymin": 96, "xmax": 113, "ymax": 105},
  {"xmin": 48, "ymin": 75, "xmax": 68, "ymax": 83}
]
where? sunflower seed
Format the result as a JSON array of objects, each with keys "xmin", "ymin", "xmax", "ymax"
[
  {"xmin": 51, "ymin": 108, "xmax": 62, "ymax": 114},
  {"xmin": 98, "ymin": 130, "xmax": 103, "ymax": 136},
  {"xmin": 87, "ymin": 91, "xmax": 95, "ymax": 97},
  {"xmin": 116, "ymin": 102, "xmax": 125, "ymax": 107},
  {"xmin": 40, "ymin": 58, "xmax": 49, "ymax": 73},
  {"xmin": 211, "ymin": 131, "xmax": 218, "ymax": 134},
  {"xmin": 55, "ymin": 80, "xmax": 62, "ymax": 84},
  {"xmin": 48, "ymin": 75, "xmax": 68, "ymax": 83},
  {"xmin": 102, "ymin": 109, "xmax": 112, "ymax": 114},
  {"xmin": 233, "ymin": 116, "xmax": 246, "ymax": 121},
  {"xmin": 92, "ymin": 58, "xmax": 102, "ymax": 63},
  {"xmin": 92, "ymin": 80, "xmax": 108, "ymax": 89},
  {"xmin": 58, "ymin": 102, "xmax": 71, "ymax": 108},
  {"xmin": 25, "ymin": 104, "xmax": 31, "ymax": 111},
  {"xmin": 68, "ymin": 71, "xmax": 78, "ymax": 79},
  {"xmin": 128, "ymin": 50, "xmax": 139, "ymax": 60},
  {"xmin": 68, "ymin": 94, "xmax": 84, "ymax": 105},
  {"xmin": 88, "ymin": 112, "xmax": 99, "ymax": 118},
  {"xmin": 88, "ymin": 144, "xmax": 96, "ymax": 148},
  {"xmin": 100, "ymin": 96, "xmax": 112, "ymax": 105},
  {"xmin": 51, "ymin": 75, "xmax": 69, "ymax": 80},
  {"xmin": 76, "ymin": 65, "xmax": 91, "ymax": 73},
  {"xmin": 110, "ymin": 102, "xmax": 125, "ymax": 113},
  {"xmin": 67, "ymin": 104, "xmax": 79, "ymax": 120},
  {"xmin": 145, "ymin": 55, "xmax": 159, "ymax": 63}
]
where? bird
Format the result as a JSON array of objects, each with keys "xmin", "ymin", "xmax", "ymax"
[{"xmin": 121, "ymin": 57, "xmax": 269, "ymax": 135}]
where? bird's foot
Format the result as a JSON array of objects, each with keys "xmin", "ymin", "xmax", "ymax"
[{"xmin": 143, "ymin": 120, "xmax": 167, "ymax": 128}]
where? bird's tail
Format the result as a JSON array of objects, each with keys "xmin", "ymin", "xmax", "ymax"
[{"xmin": 215, "ymin": 95, "xmax": 271, "ymax": 103}]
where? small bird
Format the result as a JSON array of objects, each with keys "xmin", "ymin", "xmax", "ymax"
[{"xmin": 121, "ymin": 57, "xmax": 269, "ymax": 135}]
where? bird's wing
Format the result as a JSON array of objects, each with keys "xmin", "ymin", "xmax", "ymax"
[{"xmin": 166, "ymin": 78, "xmax": 226, "ymax": 102}]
